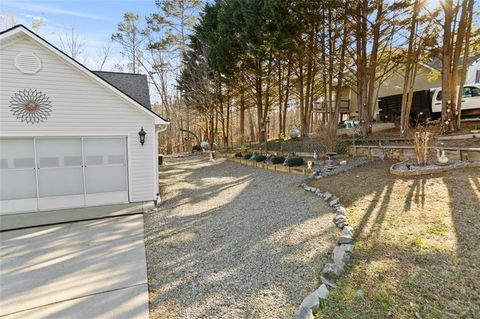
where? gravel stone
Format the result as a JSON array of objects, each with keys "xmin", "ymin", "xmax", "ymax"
[{"xmin": 145, "ymin": 155, "xmax": 337, "ymax": 319}]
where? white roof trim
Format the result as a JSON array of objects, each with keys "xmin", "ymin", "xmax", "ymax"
[{"xmin": 0, "ymin": 26, "xmax": 169, "ymax": 125}]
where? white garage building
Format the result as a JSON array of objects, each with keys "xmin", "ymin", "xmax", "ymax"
[{"xmin": 0, "ymin": 25, "xmax": 169, "ymax": 215}]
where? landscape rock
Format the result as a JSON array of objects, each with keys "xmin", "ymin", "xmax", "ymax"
[
  {"xmin": 320, "ymin": 276, "xmax": 337, "ymax": 288},
  {"xmin": 294, "ymin": 307, "xmax": 315, "ymax": 319},
  {"xmin": 340, "ymin": 243, "xmax": 355, "ymax": 254},
  {"xmin": 340, "ymin": 160, "xmax": 347, "ymax": 166},
  {"xmin": 333, "ymin": 245, "xmax": 351, "ymax": 266},
  {"xmin": 338, "ymin": 233, "xmax": 353, "ymax": 244},
  {"xmin": 295, "ymin": 284, "xmax": 329, "ymax": 318},
  {"xmin": 335, "ymin": 206, "xmax": 347, "ymax": 215},
  {"xmin": 323, "ymin": 192, "xmax": 332, "ymax": 201},
  {"xmin": 329, "ymin": 198, "xmax": 340, "ymax": 207},
  {"xmin": 322, "ymin": 263, "xmax": 344, "ymax": 278},
  {"xmin": 341, "ymin": 226, "xmax": 354, "ymax": 237}
]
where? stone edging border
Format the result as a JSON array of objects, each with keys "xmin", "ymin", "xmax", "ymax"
[
  {"xmin": 390, "ymin": 160, "xmax": 480, "ymax": 176},
  {"xmin": 294, "ymin": 183, "xmax": 354, "ymax": 319},
  {"xmin": 226, "ymin": 156, "xmax": 311, "ymax": 175}
]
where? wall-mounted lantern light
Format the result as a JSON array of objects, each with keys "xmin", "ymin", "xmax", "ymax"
[{"xmin": 138, "ymin": 127, "xmax": 146, "ymax": 146}]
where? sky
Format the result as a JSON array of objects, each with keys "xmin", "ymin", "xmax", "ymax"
[{"xmin": 0, "ymin": 0, "xmax": 160, "ymax": 70}]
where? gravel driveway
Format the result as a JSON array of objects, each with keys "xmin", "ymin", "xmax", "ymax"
[{"xmin": 145, "ymin": 155, "xmax": 336, "ymax": 318}]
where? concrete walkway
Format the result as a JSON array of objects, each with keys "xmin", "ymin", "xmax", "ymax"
[
  {"xmin": 0, "ymin": 214, "xmax": 149, "ymax": 319},
  {"xmin": 0, "ymin": 203, "xmax": 143, "ymax": 231}
]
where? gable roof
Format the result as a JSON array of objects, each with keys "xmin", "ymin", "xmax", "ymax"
[
  {"xmin": 425, "ymin": 53, "xmax": 480, "ymax": 71},
  {"xmin": 0, "ymin": 25, "xmax": 168, "ymax": 125},
  {"xmin": 94, "ymin": 71, "xmax": 152, "ymax": 109}
]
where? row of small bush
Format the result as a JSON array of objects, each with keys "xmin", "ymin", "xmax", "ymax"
[
  {"xmin": 237, "ymin": 153, "xmax": 304, "ymax": 167},
  {"xmin": 285, "ymin": 157, "xmax": 304, "ymax": 167},
  {"xmin": 271, "ymin": 156, "xmax": 285, "ymax": 164}
]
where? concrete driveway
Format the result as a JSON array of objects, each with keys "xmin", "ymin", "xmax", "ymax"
[{"xmin": 0, "ymin": 214, "xmax": 149, "ymax": 319}]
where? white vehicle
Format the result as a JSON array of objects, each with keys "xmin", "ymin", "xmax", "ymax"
[{"xmin": 431, "ymin": 84, "xmax": 480, "ymax": 116}]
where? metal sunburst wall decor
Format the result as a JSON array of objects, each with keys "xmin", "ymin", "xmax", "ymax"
[{"xmin": 10, "ymin": 89, "xmax": 53, "ymax": 124}]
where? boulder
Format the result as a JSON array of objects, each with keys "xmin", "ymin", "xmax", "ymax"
[
  {"xmin": 341, "ymin": 226, "xmax": 354, "ymax": 237},
  {"xmin": 336, "ymin": 222, "xmax": 346, "ymax": 229},
  {"xmin": 333, "ymin": 245, "xmax": 351, "ymax": 267},
  {"xmin": 329, "ymin": 198, "xmax": 340, "ymax": 207},
  {"xmin": 320, "ymin": 276, "xmax": 337, "ymax": 289},
  {"xmin": 336, "ymin": 206, "xmax": 347, "ymax": 215},
  {"xmin": 340, "ymin": 243, "xmax": 355, "ymax": 254},
  {"xmin": 294, "ymin": 308, "xmax": 315, "ymax": 319},
  {"xmin": 323, "ymin": 192, "xmax": 332, "ymax": 201},
  {"xmin": 322, "ymin": 263, "xmax": 344, "ymax": 278},
  {"xmin": 295, "ymin": 284, "xmax": 329, "ymax": 318},
  {"xmin": 338, "ymin": 233, "xmax": 353, "ymax": 244}
]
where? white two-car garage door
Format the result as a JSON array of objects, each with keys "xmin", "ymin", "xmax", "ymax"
[{"xmin": 0, "ymin": 137, "xmax": 128, "ymax": 215}]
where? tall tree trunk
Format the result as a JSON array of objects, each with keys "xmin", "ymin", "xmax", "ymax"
[
  {"xmin": 240, "ymin": 88, "xmax": 245, "ymax": 144},
  {"xmin": 366, "ymin": 0, "xmax": 384, "ymax": 131},
  {"xmin": 456, "ymin": 0, "xmax": 474, "ymax": 128},
  {"xmin": 441, "ymin": 0, "xmax": 453, "ymax": 132},
  {"xmin": 282, "ymin": 58, "xmax": 292, "ymax": 134},
  {"xmin": 225, "ymin": 88, "xmax": 231, "ymax": 148},
  {"xmin": 401, "ymin": 0, "xmax": 420, "ymax": 135},
  {"xmin": 255, "ymin": 61, "xmax": 263, "ymax": 141}
]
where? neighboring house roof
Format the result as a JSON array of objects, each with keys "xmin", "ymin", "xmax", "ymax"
[
  {"xmin": 425, "ymin": 53, "xmax": 480, "ymax": 71},
  {"xmin": 0, "ymin": 25, "xmax": 169, "ymax": 125},
  {"xmin": 93, "ymin": 71, "xmax": 152, "ymax": 110}
]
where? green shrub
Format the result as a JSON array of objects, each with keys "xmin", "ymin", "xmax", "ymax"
[
  {"xmin": 243, "ymin": 153, "xmax": 253, "ymax": 160},
  {"xmin": 286, "ymin": 157, "xmax": 304, "ymax": 167},
  {"xmin": 271, "ymin": 156, "xmax": 285, "ymax": 164},
  {"xmin": 255, "ymin": 155, "xmax": 267, "ymax": 162}
]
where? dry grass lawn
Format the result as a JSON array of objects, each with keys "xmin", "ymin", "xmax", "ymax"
[{"xmin": 309, "ymin": 161, "xmax": 480, "ymax": 319}]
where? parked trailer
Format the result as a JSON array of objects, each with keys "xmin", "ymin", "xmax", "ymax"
[
  {"xmin": 378, "ymin": 90, "xmax": 433, "ymax": 124},
  {"xmin": 379, "ymin": 85, "xmax": 480, "ymax": 123}
]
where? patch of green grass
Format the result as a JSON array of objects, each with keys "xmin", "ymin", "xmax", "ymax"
[
  {"xmin": 311, "ymin": 163, "xmax": 480, "ymax": 318},
  {"xmin": 464, "ymin": 209, "xmax": 479, "ymax": 218},
  {"xmin": 410, "ymin": 236, "xmax": 429, "ymax": 250},
  {"xmin": 426, "ymin": 223, "xmax": 449, "ymax": 236}
]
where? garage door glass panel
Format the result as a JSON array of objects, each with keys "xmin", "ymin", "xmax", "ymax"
[
  {"xmin": 0, "ymin": 139, "xmax": 37, "ymax": 201},
  {"xmin": 84, "ymin": 138, "xmax": 127, "ymax": 194},
  {"xmin": 36, "ymin": 138, "xmax": 84, "ymax": 198}
]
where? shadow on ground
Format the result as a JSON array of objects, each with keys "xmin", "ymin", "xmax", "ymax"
[{"xmin": 145, "ymin": 155, "xmax": 337, "ymax": 319}]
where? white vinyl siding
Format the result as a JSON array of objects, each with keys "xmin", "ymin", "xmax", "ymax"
[{"xmin": 0, "ymin": 36, "xmax": 156, "ymax": 204}]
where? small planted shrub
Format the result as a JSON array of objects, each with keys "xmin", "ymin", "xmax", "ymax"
[
  {"xmin": 286, "ymin": 157, "xmax": 304, "ymax": 167},
  {"xmin": 235, "ymin": 152, "xmax": 243, "ymax": 158},
  {"xmin": 271, "ymin": 156, "xmax": 285, "ymax": 164},
  {"xmin": 243, "ymin": 153, "xmax": 253, "ymax": 160},
  {"xmin": 255, "ymin": 155, "xmax": 267, "ymax": 162}
]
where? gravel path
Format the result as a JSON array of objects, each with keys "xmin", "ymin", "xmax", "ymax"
[{"xmin": 144, "ymin": 155, "xmax": 336, "ymax": 319}]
